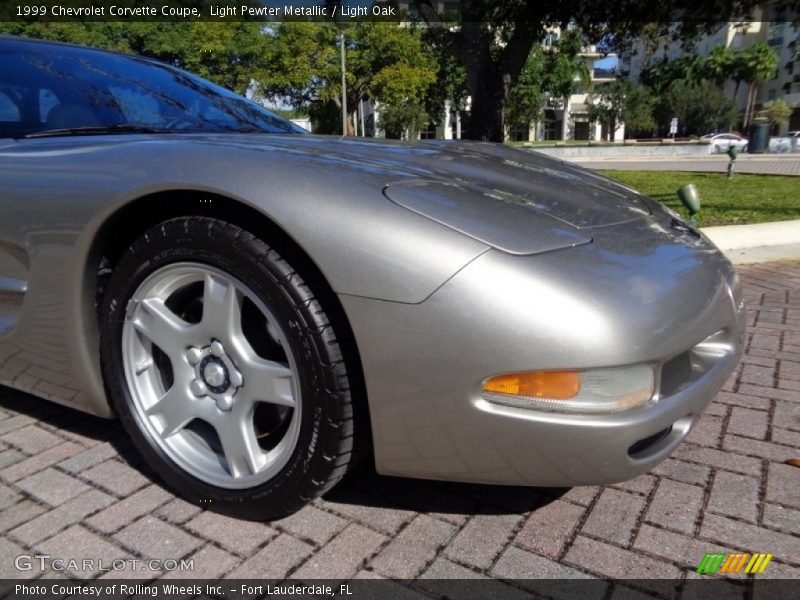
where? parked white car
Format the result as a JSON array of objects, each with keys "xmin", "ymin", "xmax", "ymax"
[
  {"xmin": 770, "ymin": 131, "xmax": 800, "ymax": 153},
  {"xmin": 701, "ymin": 133, "xmax": 749, "ymax": 153}
]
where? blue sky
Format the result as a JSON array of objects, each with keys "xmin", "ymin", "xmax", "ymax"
[{"xmin": 595, "ymin": 55, "xmax": 619, "ymax": 69}]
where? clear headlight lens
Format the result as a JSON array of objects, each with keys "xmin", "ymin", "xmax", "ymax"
[{"xmin": 481, "ymin": 365, "xmax": 655, "ymax": 414}]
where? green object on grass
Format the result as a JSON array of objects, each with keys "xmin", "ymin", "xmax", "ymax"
[{"xmin": 677, "ymin": 183, "xmax": 701, "ymax": 215}]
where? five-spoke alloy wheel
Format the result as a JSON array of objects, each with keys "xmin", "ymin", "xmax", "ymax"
[{"xmin": 100, "ymin": 217, "xmax": 358, "ymax": 519}]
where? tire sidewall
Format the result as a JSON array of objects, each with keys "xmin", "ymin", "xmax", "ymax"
[{"xmin": 100, "ymin": 218, "xmax": 341, "ymax": 519}]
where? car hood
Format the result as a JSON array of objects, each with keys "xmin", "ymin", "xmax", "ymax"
[
  {"xmin": 171, "ymin": 133, "xmax": 652, "ymax": 255},
  {"xmin": 4, "ymin": 133, "xmax": 649, "ymax": 233},
  {"xmin": 178, "ymin": 134, "xmax": 650, "ymax": 230}
]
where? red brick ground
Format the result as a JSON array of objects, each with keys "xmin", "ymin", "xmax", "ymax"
[{"xmin": 1, "ymin": 261, "xmax": 798, "ymax": 582}]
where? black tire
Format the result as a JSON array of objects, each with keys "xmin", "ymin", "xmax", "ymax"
[{"xmin": 99, "ymin": 216, "xmax": 357, "ymax": 520}]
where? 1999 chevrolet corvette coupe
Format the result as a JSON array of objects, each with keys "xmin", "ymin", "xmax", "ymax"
[{"xmin": 0, "ymin": 36, "xmax": 744, "ymax": 519}]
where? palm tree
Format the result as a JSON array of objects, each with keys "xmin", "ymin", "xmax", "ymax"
[
  {"xmin": 739, "ymin": 42, "xmax": 779, "ymax": 129},
  {"xmin": 704, "ymin": 46, "xmax": 736, "ymax": 87}
]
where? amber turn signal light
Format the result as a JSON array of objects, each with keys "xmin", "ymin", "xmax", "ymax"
[{"xmin": 482, "ymin": 371, "xmax": 581, "ymax": 400}]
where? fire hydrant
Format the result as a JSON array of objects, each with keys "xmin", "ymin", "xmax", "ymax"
[{"xmin": 726, "ymin": 145, "xmax": 738, "ymax": 178}]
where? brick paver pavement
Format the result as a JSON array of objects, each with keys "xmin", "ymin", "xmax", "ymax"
[{"xmin": 1, "ymin": 261, "xmax": 799, "ymax": 583}]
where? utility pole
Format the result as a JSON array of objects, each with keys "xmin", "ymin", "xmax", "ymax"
[{"xmin": 340, "ymin": 31, "xmax": 347, "ymax": 136}]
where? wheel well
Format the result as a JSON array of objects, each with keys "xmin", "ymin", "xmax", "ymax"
[{"xmin": 89, "ymin": 190, "xmax": 372, "ymax": 457}]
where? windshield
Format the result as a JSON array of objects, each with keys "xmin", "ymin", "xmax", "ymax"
[{"xmin": 0, "ymin": 39, "xmax": 304, "ymax": 138}]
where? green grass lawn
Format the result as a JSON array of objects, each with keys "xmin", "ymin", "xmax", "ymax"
[{"xmin": 599, "ymin": 170, "xmax": 800, "ymax": 227}]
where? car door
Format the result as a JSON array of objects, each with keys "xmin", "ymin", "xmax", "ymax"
[{"xmin": 0, "ymin": 81, "xmax": 59, "ymax": 338}]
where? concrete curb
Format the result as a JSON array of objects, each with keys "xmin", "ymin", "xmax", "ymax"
[
  {"xmin": 701, "ymin": 219, "xmax": 800, "ymax": 264},
  {"xmin": 701, "ymin": 219, "xmax": 800, "ymax": 250},
  {"xmin": 569, "ymin": 154, "xmax": 800, "ymax": 162}
]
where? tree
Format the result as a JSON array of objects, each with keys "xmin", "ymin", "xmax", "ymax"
[
  {"xmin": 504, "ymin": 46, "xmax": 546, "ymax": 137},
  {"xmin": 587, "ymin": 80, "xmax": 655, "ymax": 140},
  {"xmin": 738, "ymin": 42, "xmax": 779, "ymax": 128},
  {"xmin": 356, "ymin": 24, "xmax": 436, "ymax": 137},
  {"xmin": 263, "ymin": 22, "xmax": 435, "ymax": 136},
  {"xmin": 416, "ymin": 0, "xmax": 768, "ymax": 142},
  {"xmin": 656, "ymin": 80, "xmax": 737, "ymax": 136},
  {"xmin": 762, "ymin": 98, "xmax": 792, "ymax": 134},
  {"xmin": 704, "ymin": 46, "xmax": 736, "ymax": 86},
  {"xmin": 542, "ymin": 29, "xmax": 591, "ymax": 141},
  {"xmin": 378, "ymin": 100, "xmax": 430, "ymax": 139},
  {"xmin": 640, "ymin": 54, "xmax": 705, "ymax": 95},
  {"xmin": 422, "ymin": 28, "xmax": 470, "ymax": 134}
]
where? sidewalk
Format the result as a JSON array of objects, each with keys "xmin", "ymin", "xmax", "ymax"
[
  {"xmin": 1, "ymin": 261, "xmax": 799, "ymax": 587},
  {"xmin": 703, "ymin": 219, "xmax": 800, "ymax": 264},
  {"xmin": 570, "ymin": 155, "xmax": 800, "ymax": 176}
]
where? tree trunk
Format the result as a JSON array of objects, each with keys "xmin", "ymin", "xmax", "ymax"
[
  {"xmin": 732, "ymin": 80, "xmax": 741, "ymax": 107},
  {"xmin": 455, "ymin": 20, "xmax": 537, "ymax": 142},
  {"xmin": 463, "ymin": 66, "xmax": 506, "ymax": 142},
  {"xmin": 743, "ymin": 84, "xmax": 750, "ymax": 129},
  {"xmin": 743, "ymin": 83, "xmax": 756, "ymax": 129}
]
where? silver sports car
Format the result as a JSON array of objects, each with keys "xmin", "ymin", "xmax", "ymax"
[{"xmin": 0, "ymin": 36, "xmax": 744, "ymax": 519}]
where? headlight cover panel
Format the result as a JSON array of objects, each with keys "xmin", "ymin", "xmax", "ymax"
[{"xmin": 384, "ymin": 181, "xmax": 592, "ymax": 255}]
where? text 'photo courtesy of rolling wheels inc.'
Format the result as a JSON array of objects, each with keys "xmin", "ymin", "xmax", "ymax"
[{"xmin": 0, "ymin": 0, "xmax": 798, "ymax": 598}]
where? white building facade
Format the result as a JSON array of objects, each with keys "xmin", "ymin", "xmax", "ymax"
[{"xmin": 620, "ymin": 19, "xmax": 800, "ymax": 133}]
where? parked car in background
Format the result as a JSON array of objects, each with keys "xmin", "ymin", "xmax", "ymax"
[
  {"xmin": 701, "ymin": 133, "xmax": 749, "ymax": 153},
  {"xmin": 0, "ymin": 36, "xmax": 745, "ymax": 520}
]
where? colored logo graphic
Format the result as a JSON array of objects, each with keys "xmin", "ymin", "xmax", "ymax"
[{"xmin": 696, "ymin": 552, "xmax": 773, "ymax": 574}]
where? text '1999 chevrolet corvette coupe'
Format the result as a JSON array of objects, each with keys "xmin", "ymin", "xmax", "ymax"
[{"xmin": 0, "ymin": 36, "xmax": 744, "ymax": 519}]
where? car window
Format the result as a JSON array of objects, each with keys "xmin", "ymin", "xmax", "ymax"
[
  {"xmin": 0, "ymin": 90, "xmax": 19, "ymax": 121},
  {"xmin": 0, "ymin": 83, "xmax": 57, "ymax": 137},
  {"xmin": 0, "ymin": 40, "xmax": 304, "ymax": 137},
  {"xmin": 107, "ymin": 85, "xmax": 163, "ymax": 124}
]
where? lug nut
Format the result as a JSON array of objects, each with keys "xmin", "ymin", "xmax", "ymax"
[
  {"xmin": 230, "ymin": 370, "xmax": 243, "ymax": 388},
  {"xmin": 186, "ymin": 347, "xmax": 203, "ymax": 365},
  {"xmin": 190, "ymin": 380, "xmax": 207, "ymax": 397},
  {"xmin": 217, "ymin": 396, "xmax": 233, "ymax": 411},
  {"xmin": 210, "ymin": 341, "xmax": 225, "ymax": 357}
]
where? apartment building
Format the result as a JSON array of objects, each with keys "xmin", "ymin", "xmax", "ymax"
[
  {"xmin": 534, "ymin": 42, "xmax": 622, "ymax": 142},
  {"xmin": 620, "ymin": 19, "xmax": 800, "ymax": 133}
]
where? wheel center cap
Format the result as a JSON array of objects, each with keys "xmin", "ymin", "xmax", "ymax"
[
  {"xmin": 187, "ymin": 342, "xmax": 243, "ymax": 411},
  {"xmin": 200, "ymin": 357, "xmax": 229, "ymax": 393}
]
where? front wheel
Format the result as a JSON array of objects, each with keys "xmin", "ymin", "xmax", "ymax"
[{"xmin": 100, "ymin": 217, "xmax": 358, "ymax": 519}]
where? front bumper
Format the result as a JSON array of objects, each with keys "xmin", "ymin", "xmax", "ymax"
[
  {"xmin": 342, "ymin": 226, "xmax": 744, "ymax": 487},
  {"xmin": 468, "ymin": 326, "xmax": 742, "ymax": 485}
]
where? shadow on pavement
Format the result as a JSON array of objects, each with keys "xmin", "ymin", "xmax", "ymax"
[{"xmin": 0, "ymin": 385, "xmax": 564, "ymax": 518}]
